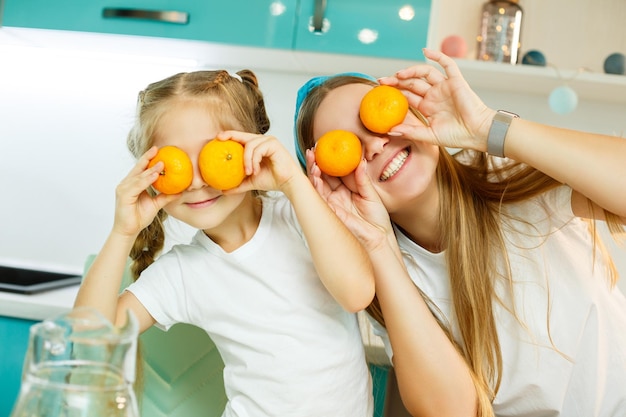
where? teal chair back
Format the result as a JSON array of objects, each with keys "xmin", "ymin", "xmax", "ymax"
[{"xmin": 83, "ymin": 255, "xmax": 227, "ymax": 417}]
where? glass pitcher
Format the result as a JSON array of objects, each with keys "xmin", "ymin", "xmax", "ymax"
[{"xmin": 10, "ymin": 307, "xmax": 139, "ymax": 417}]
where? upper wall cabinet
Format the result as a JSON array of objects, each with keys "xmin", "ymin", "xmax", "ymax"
[
  {"xmin": 295, "ymin": 0, "xmax": 431, "ymax": 61},
  {"xmin": 1, "ymin": 0, "xmax": 431, "ymax": 61},
  {"xmin": 0, "ymin": 0, "xmax": 298, "ymax": 49}
]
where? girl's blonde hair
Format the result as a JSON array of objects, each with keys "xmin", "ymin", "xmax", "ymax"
[
  {"xmin": 127, "ymin": 69, "xmax": 270, "ymax": 279},
  {"xmin": 295, "ymin": 75, "xmax": 624, "ymax": 416}
]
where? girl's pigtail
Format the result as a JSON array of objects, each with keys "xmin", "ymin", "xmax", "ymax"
[
  {"xmin": 237, "ymin": 70, "xmax": 270, "ymax": 135},
  {"xmin": 129, "ymin": 209, "xmax": 167, "ymax": 280}
]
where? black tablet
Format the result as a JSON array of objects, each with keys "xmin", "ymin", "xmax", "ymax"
[{"xmin": 0, "ymin": 265, "xmax": 81, "ymax": 295}]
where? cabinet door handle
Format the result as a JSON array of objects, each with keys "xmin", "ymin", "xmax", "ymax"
[
  {"xmin": 312, "ymin": 0, "xmax": 327, "ymax": 33},
  {"xmin": 102, "ymin": 8, "xmax": 189, "ymax": 25}
]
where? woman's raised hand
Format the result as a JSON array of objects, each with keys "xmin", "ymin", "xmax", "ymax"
[{"xmin": 379, "ymin": 48, "xmax": 495, "ymax": 152}]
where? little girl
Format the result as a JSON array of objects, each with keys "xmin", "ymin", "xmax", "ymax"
[{"xmin": 74, "ymin": 69, "xmax": 375, "ymax": 416}]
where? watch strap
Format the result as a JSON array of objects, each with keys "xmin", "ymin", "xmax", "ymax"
[{"xmin": 487, "ymin": 110, "xmax": 519, "ymax": 157}]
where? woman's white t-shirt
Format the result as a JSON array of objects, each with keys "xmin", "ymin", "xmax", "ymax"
[
  {"xmin": 374, "ymin": 185, "xmax": 626, "ymax": 416},
  {"xmin": 127, "ymin": 194, "xmax": 373, "ymax": 417}
]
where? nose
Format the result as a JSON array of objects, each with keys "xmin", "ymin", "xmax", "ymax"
[
  {"xmin": 361, "ymin": 134, "xmax": 388, "ymax": 161},
  {"xmin": 187, "ymin": 156, "xmax": 208, "ymax": 191}
]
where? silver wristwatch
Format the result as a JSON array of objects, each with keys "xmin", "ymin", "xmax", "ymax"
[{"xmin": 487, "ymin": 110, "xmax": 519, "ymax": 158}]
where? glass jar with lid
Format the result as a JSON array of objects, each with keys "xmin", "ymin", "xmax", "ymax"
[{"xmin": 476, "ymin": 0, "xmax": 523, "ymax": 64}]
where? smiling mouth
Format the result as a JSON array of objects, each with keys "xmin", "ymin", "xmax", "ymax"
[
  {"xmin": 186, "ymin": 196, "xmax": 220, "ymax": 208},
  {"xmin": 379, "ymin": 147, "xmax": 410, "ymax": 182}
]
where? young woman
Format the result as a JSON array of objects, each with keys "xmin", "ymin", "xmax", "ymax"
[
  {"xmin": 75, "ymin": 69, "xmax": 376, "ymax": 417},
  {"xmin": 294, "ymin": 49, "xmax": 626, "ymax": 417}
]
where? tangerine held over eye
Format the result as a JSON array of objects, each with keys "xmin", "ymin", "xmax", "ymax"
[
  {"xmin": 359, "ymin": 85, "xmax": 409, "ymax": 134},
  {"xmin": 314, "ymin": 130, "xmax": 362, "ymax": 177},
  {"xmin": 147, "ymin": 145, "xmax": 193, "ymax": 194},
  {"xmin": 198, "ymin": 139, "xmax": 246, "ymax": 190}
]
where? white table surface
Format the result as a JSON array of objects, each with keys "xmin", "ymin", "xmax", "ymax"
[
  {"xmin": 0, "ymin": 284, "xmax": 392, "ymax": 364},
  {"xmin": 0, "ymin": 284, "xmax": 79, "ymax": 322}
]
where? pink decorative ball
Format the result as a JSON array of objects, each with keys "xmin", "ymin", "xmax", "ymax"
[{"xmin": 440, "ymin": 35, "xmax": 467, "ymax": 58}]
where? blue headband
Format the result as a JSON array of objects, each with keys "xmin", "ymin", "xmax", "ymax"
[{"xmin": 293, "ymin": 72, "xmax": 377, "ymax": 169}]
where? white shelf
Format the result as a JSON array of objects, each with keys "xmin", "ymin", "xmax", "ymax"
[
  {"xmin": 455, "ymin": 59, "xmax": 626, "ymax": 105},
  {"xmin": 288, "ymin": 51, "xmax": 626, "ymax": 105},
  {"xmin": 2, "ymin": 27, "xmax": 625, "ymax": 106}
]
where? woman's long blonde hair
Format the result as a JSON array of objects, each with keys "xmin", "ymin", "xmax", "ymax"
[
  {"xmin": 295, "ymin": 75, "xmax": 624, "ymax": 416},
  {"xmin": 126, "ymin": 69, "xmax": 270, "ymax": 279}
]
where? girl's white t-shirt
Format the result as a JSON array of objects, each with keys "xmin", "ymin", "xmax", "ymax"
[
  {"xmin": 373, "ymin": 185, "xmax": 626, "ymax": 416},
  {"xmin": 127, "ymin": 194, "xmax": 373, "ymax": 417}
]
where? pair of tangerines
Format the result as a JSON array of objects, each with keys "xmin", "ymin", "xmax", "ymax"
[
  {"xmin": 315, "ymin": 84, "xmax": 408, "ymax": 177},
  {"xmin": 149, "ymin": 84, "xmax": 408, "ymax": 194},
  {"xmin": 148, "ymin": 139, "xmax": 245, "ymax": 194}
]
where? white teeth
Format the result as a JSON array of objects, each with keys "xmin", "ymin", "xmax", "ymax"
[{"xmin": 380, "ymin": 149, "xmax": 409, "ymax": 182}]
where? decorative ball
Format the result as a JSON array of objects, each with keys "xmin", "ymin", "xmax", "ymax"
[
  {"xmin": 603, "ymin": 52, "xmax": 625, "ymax": 75},
  {"xmin": 440, "ymin": 35, "xmax": 467, "ymax": 58},
  {"xmin": 522, "ymin": 50, "xmax": 547, "ymax": 66},
  {"xmin": 549, "ymin": 86, "xmax": 578, "ymax": 114}
]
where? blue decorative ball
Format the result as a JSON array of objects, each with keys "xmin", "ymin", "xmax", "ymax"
[
  {"xmin": 603, "ymin": 53, "xmax": 625, "ymax": 75},
  {"xmin": 522, "ymin": 50, "xmax": 547, "ymax": 66},
  {"xmin": 549, "ymin": 86, "xmax": 578, "ymax": 114}
]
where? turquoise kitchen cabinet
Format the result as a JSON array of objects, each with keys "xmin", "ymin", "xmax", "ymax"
[
  {"xmin": 0, "ymin": 316, "xmax": 35, "ymax": 417},
  {"xmin": 294, "ymin": 0, "xmax": 431, "ymax": 60},
  {"xmin": 0, "ymin": 0, "xmax": 298, "ymax": 49},
  {"xmin": 1, "ymin": 0, "xmax": 431, "ymax": 61}
]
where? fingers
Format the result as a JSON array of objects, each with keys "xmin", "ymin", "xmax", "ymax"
[
  {"xmin": 379, "ymin": 77, "xmax": 432, "ymax": 104},
  {"xmin": 353, "ymin": 159, "xmax": 380, "ymax": 203},
  {"xmin": 120, "ymin": 147, "xmax": 183, "ymax": 202},
  {"xmin": 243, "ymin": 135, "xmax": 268, "ymax": 176},
  {"xmin": 391, "ymin": 49, "xmax": 463, "ymax": 86},
  {"xmin": 152, "ymin": 192, "xmax": 183, "ymax": 208},
  {"xmin": 305, "ymin": 148, "xmax": 346, "ymax": 193},
  {"xmin": 422, "ymin": 48, "xmax": 463, "ymax": 79},
  {"xmin": 310, "ymin": 173, "xmax": 325, "ymax": 197},
  {"xmin": 219, "ymin": 131, "xmax": 271, "ymax": 176},
  {"xmin": 305, "ymin": 148, "xmax": 317, "ymax": 177},
  {"xmin": 388, "ymin": 122, "xmax": 435, "ymax": 144},
  {"xmin": 113, "ymin": 149, "xmax": 180, "ymax": 236},
  {"xmin": 120, "ymin": 147, "xmax": 162, "ymax": 196},
  {"xmin": 380, "ymin": 49, "xmax": 459, "ymax": 93},
  {"xmin": 221, "ymin": 131, "xmax": 309, "ymax": 193},
  {"xmin": 128, "ymin": 146, "xmax": 159, "ymax": 177},
  {"xmin": 394, "ymin": 63, "xmax": 446, "ymax": 87}
]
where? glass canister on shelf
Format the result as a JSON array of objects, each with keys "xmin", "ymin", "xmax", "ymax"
[{"xmin": 476, "ymin": 0, "xmax": 523, "ymax": 64}]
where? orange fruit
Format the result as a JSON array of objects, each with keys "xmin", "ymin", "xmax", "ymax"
[
  {"xmin": 147, "ymin": 145, "xmax": 193, "ymax": 194},
  {"xmin": 314, "ymin": 130, "xmax": 362, "ymax": 177},
  {"xmin": 359, "ymin": 85, "xmax": 409, "ymax": 134},
  {"xmin": 198, "ymin": 139, "xmax": 246, "ymax": 190}
]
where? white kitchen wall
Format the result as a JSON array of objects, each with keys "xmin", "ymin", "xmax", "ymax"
[
  {"xmin": 0, "ymin": 28, "xmax": 625, "ymax": 293},
  {"xmin": 0, "ymin": 28, "xmax": 315, "ymax": 274}
]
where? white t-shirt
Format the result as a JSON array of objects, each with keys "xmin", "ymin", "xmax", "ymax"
[
  {"xmin": 127, "ymin": 194, "xmax": 373, "ymax": 417},
  {"xmin": 373, "ymin": 185, "xmax": 626, "ymax": 416}
]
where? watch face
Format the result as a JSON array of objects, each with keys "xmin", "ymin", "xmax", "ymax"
[{"xmin": 497, "ymin": 110, "xmax": 519, "ymax": 119}]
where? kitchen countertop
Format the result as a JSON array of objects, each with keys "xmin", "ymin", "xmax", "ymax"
[
  {"xmin": 0, "ymin": 284, "xmax": 391, "ymax": 364},
  {"xmin": 0, "ymin": 284, "xmax": 79, "ymax": 322}
]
